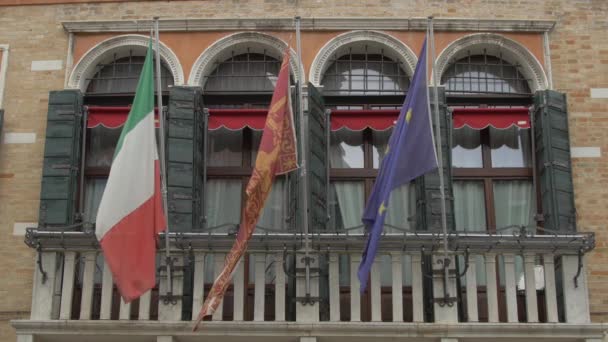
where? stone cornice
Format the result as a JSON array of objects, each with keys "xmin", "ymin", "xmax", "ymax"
[
  {"xmin": 62, "ymin": 18, "xmax": 557, "ymax": 33},
  {"xmin": 11, "ymin": 320, "xmax": 608, "ymax": 339}
]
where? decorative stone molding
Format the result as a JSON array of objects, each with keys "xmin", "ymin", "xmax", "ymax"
[
  {"xmin": 435, "ymin": 33, "xmax": 548, "ymax": 91},
  {"xmin": 0, "ymin": 44, "xmax": 9, "ymax": 108},
  {"xmin": 67, "ymin": 34, "xmax": 184, "ymax": 91},
  {"xmin": 309, "ymin": 30, "xmax": 417, "ymax": 87},
  {"xmin": 63, "ymin": 18, "xmax": 556, "ymax": 33},
  {"xmin": 188, "ymin": 32, "xmax": 303, "ymax": 87}
]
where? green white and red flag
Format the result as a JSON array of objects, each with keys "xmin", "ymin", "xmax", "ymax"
[{"xmin": 95, "ymin": 39, "xmax": 166, "ymax": 303}]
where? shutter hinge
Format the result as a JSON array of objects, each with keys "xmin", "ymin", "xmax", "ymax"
[
  {"xmin": 544, "ymin": 161, "xmax": 569, "ymax": 168},
  {"xmin": 51, "ymin": 164, "xmax": 78, "ymax": 171},
  {"xmin": 172, "ymin": 193, "xmax": 193, "ymax": 200}
]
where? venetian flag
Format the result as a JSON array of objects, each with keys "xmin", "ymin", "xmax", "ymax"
[
  {"xmin": 193, "ymin": 50, "xmax": 298, "ymax": 330},
  {"xmin": 95, "ymin": 39, "xmax": 166, "ymax": 303}
]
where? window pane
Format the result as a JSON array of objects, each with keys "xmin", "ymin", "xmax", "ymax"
[
  {"xmin": 206, "ymin": 179, "xmax": 242, "ymax": 232},
  {"xmin": 83, "ymin": 178, "xmax": 107, "ymax": 222},
  {"xmin": 208, "ymin": 128, "xmax": 243, "ymax": 166},
  {"xmin": 384, "ymin": 183, "xmax": 416, "ymax": 232},
  {"xmin": 257, "ymin": 179, "xmax": 287, "ymax": 231},
  {"xmin": 372, "ymin": 129, "xmax": 392, "ymax": 169},
  {"xmin": 493, "ymin": 180, "xmax": 535, "ymax": 232},
  {"xmin": 452, "ymin": 127, "xmax": 482, "ymax": 168},
  {"xmin": 330, "ymin": 130, "xmax": 364, "ymax": 168},
  {"xmin": 329, "ymin": 181, "xmax": 364, "ymax": 232},
  {"xmin": 86, "ymin": 126, "xmax": 121, "ymax": 168},
  {"xmin": 490, "ymin": 127, "xmax": 532, "ymax": 167},
  {"xmin": 454, "ymin": 180, "xmax": 487, "ymax": 231}
]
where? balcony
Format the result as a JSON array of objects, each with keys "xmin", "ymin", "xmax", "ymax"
[{"xmin": 11, "ymin": 229, "xmax": 607, "ymax": 342}]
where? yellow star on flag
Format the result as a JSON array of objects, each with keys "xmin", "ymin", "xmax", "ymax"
[
  {"xmin": 378, "ymin": 201, "xmax": 387, "ymax": 215},
  {"xmin": 406, "ymin": 108, "xmax": 412, "ymax": 123}
]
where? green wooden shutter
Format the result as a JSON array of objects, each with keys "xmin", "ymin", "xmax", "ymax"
[
  {"xmin": 39, "ymin": 90, "xmax": 83, "ymax": 228},
  {"xmin": 533, "ymin": 90, "xmax": 576, "ymax": 231},
  {"xmin": 0, "ymin": 109, "xmax": 4, "ymax": 136},
  {"xmin": 287, "ymin": 85, "xmax": 300, "ymax": 231},
  {"xmin": 166, "ymin": 86, "xmax": 206, "ymax": 232},
  {"xmin": 307, "ymin": 82, "xmax": 329, "ymax": 232},
  {"xmin": 416, "ymin": 87, "xmax": 455, "ymax": 231}
]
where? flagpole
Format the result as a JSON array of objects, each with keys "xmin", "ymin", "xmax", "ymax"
[
  {"xmin": 427, "ymin": 17, "xmax": 451, "ymax": 278},
  {"xmin": 294, "ymin": 16, "xmax": 311, "ymax": 296},
  {"xmin": 153, "ymin": 17, "xmax": 172, "ymax": 294}
]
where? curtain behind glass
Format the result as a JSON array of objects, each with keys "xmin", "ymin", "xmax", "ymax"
[
  {"xmin": 454, "ymin": 180, "xmax": 487, "ymax": 232},
  {"xmin": 86, "ymin": 126, "xmax": 121, "ymax": 168},
  {"xmin": 452, "ymin": 127, "xmax": 482, "ymax": 168},
  {"xmin": 330, "ymin": 130, "xmax": 364, "ymax": 168},
  {"xmin": 384, "ymin": 184, "xmax": 416, "ymax": 232},
  {"xmin": 83, "ymin": 178, "xmax": 107, "ymax": 222},
  {"xmin": 206, "ymin": 179, "xmax": 241, "ymax": 232},
  {"xmin": 493, "ymin": 180, "xmax": 535, "ymax": 232},
  {"xmin": 257, "ymin": 179, "xmax": 287, "ymax": 231},
  {"xmin": 490, "ymin": 127, "xmax": 532, "ymax": 167},
  {"xmin": 208, "ymin": 128, "xmax": 243, "ymax": 167},
  {"xmin": 329, "ymin": 181, "xmax": 364, "ymax": 233}
]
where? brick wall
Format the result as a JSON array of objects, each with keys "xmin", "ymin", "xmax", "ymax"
[{"xmin": 0, "ymin": 1, "xmax": 606, "ymax": 340}]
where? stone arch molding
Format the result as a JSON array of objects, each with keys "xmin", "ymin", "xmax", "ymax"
[
  {"xmin": 188, "ymin": 32, "xmax": 304, "ymax": 87},
  {"xmin": 435, "ymin": 33, "xmax": 548, "ymax": 91},
  {"xmin": 68, "ymin": 34, "xmax": 184, "ymax": 91},
  {"xmin": 309, "ymin": 30, "xmax": 418, "ymax": 87}
]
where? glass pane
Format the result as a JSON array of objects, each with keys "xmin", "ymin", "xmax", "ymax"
[
  {"xmin": 372, "ymin": 129, "xmax": 392, "ymax": 169},
  {"xmin": 452, "ymin": 127, "xmax": 482, "ymax": 168},
  {"xmin": 86, "ymin": 126, "xmax": 121, "ymax": 168},
  {"xmin": 204, "ymin": 53, "xmax": 280, "ymax": 93},
  {"xmin": 493, "ymin": 180, "xmax": 535, "ymax": 232},
  {"xmin": 208, "ymin": 128, "xmax": 243, "ymax": 167},
  {"xmin": 83, "ymin": 178, "xmax": 107, "ymax": 222},
  {"xmin": 454, "ymin": 180, "xmax": 487, "ymax": 231},
  {"xmin": 490, "ymin": 127, "xmax": 532, "ymax": 167},
  {"xmin": 330, "ymin": 130, "xmax": 364, "ymax": 168},
  {"xmin": 205, "ymin": 179, "xmax": 242, "ymax": 232},
  {"xmin": 257, "ymin": 179, "xmax": 287, "ymax": 231},
  {"xmin": 384, "ymin": 183, "xmax": 416, "ymax": 232},
  {"xmin": 329, "ymin": 181, "xmax": 364, "ymax": 232}
]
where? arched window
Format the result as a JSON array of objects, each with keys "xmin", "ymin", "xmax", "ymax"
[
  {"xmin": 86, "ymin": 53, "xmax": 174, "ymax": 95},
  {"xmin": 441, "ymin": 50, "xmax": 531, "ymax": 95},
  {"xmin": 319, "ymin": 44, "xmax": 415, "ymax": 236},
  {"xmin": 204, "ymin": 51, "xmax": 281, "ymax": 94},
  {"xmin": 82, "ymin": 50, "xmax": 173, "ymax": 223},
  {"xmin": 203, "ymin": 49, "xmax": 290, "ymax": 233},
  {"xmin": 321, "ymin": 48, "xmax": 410, "ymax": 96}
]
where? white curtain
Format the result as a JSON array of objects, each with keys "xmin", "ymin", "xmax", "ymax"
[
  {"xmin": 329, "ymin": 181, "xmax": 364, "ymax": 232},
  {"xmin": 452, "ymin": 127, "xmax": 482, "ymax": 168},
  {"xmin": 490, "ymin": 127, "xmax": 532, "ymax": 167},
  {"xmin": 257, "ymin": 179, "xmax": 287, "ymax": 231},
  {"xmin": 83, "ymin": 178, "xmax": 107, "ymax": 223},
  {"xmin": 384, "ymin": 184, "xmax": 415, "ymax": 232},
  {"xmin": 493, "ymin": 180, "xmax": 535, "ymax": 232},
  {"xmin": 207, "ymin": 128, "xmax": 242, "ymax": 167},
  {"xmin": 453, "ymin": 181, "xmax": 487, "ymax": 232},
  {"xmin": 205, "ymin": 179, "xmax": 241, "ymax": 232},
  {"xmin": 329, "ymin": 129, "xmax": 364, "ymax": 168}
]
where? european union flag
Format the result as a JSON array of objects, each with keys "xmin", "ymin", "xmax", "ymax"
[{"xmin": 358, "ymin": 38, "xmax": 438, "ymax": 292}]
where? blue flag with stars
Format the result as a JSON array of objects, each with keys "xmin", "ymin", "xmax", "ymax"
[{"xmin": 358, "ymin": 38, "xmax": 438, "ymax": 292}]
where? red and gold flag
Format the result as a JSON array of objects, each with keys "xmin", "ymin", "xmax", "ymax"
[{"xmin": 193, "ymin": 50, "xmax": 297, "ymax": 330}]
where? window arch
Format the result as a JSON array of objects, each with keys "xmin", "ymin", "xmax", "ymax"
[
  {"xmin": 441, "ymin": 50, "xmax": 531, "ymax": 95},
  {"xmin": 204, "ymin": 50, "xmax": 282, "ymax": 94},
  {"xmin": 320, "ymin": 46, "xmax": 410, "ymax": 96},
  {"xmin": 85, "ymin": 52, "xmax": 174, "ymax": 95}
]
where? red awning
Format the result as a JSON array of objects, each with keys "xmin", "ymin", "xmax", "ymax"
[
  {"xmin": 208, "ymin": 109, "xmax": 267, "ymax": 130},
  {"xmin": 87, "ymin": 106, "xmax": 160, "ymax": 128},
  {"xmin": 330, "ymin": 109, "xmax": 399, "ymax": 131},
  {"xmin": 452, "ymin": 107, "xmax": 530, "ymax": 130}
]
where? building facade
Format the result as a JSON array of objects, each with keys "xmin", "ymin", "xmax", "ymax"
[{"xmin": 0, "ymin": 1, "xmax": 607, "ymax": 342}]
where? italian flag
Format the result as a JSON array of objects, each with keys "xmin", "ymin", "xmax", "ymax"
[{"xmin": 95, "ymin": 39, "xmax": 166, "ymax": 303}]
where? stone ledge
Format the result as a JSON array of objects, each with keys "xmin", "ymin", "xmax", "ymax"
[
  {"xmin": 10, "ymin": 320, "xmax": 608, "ymax": 341},
  {"xmin": 62, "ymin": 18, "xmax": 557, "ymax": 33}
]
